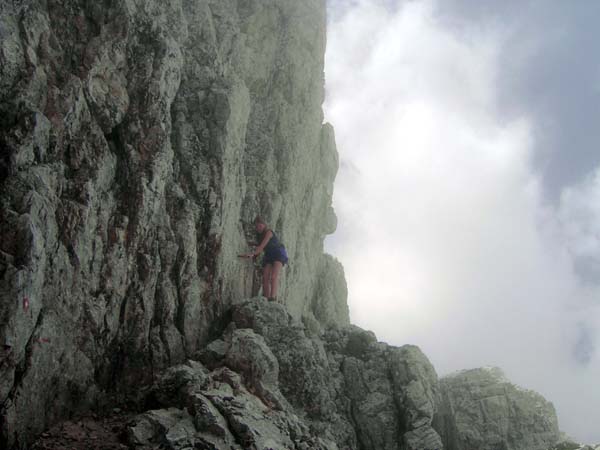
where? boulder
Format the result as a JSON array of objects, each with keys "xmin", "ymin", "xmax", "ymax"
[{"xmin": 433, "ymin": 367, "xmax": 561, "ymax": 450}]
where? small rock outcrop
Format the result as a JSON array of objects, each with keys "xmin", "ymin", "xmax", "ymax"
[
  {"xmin": 128, "ymin": 298, "xmax": 443, "ymax": 450},
  {"xmin": 433, "ymin": 367, "xmax": 561, "ymax": 450}
]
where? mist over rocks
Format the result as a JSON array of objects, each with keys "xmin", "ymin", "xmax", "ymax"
[{"xmin": 0, "ymin": 0, "xmax": 574, "ymax": 449}]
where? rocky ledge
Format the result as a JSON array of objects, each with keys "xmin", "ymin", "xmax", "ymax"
[
  {"xmin": 29, "ymin": 299, "xmax": 571, "ymax": 450},
  {"xmin": 124, "ymin": 297, "xmax": 443, "ymax": 450}
]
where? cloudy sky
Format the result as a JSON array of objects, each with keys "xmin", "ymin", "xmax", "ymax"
[{"xmin": 324, "ymin": 0, "xmax": 600, "ymax": 443}]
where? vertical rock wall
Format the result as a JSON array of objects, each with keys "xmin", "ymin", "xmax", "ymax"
[{"xmin": 0, "ymin": 0, "xmax": 346, "ymax": 446}]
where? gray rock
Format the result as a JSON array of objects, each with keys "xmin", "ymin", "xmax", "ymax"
[
  {"xmin": 230, "ymin": 299, "xmax": 442, "ymax": 450},
  {"xmin": 433, "ymin": 367, "xmax": 561, "ymax": 450},
  {"xmin": 223, "ymin": 328, "xmax": 286, "ymax": 409},
  {"xmin": 130, "ymin": 360, "xmax": 310, "ymax": 450},
  {"xmin": 330, "ymin": 327, "xmax": 442, "ymax": 450},
  {"xmin": 198, "ymin": 338, "xmax": 228, "ymax": 368},
  {"xmin": 152, "ymin": 360, "xmax": 209, "ymax": 407},
  {"xmin": 128, "ymin": 304, "xmax": 567, "ymax": 450},
  {"xmin": 187, "ymin": 392, "xmax": 229, "ymax": 437},
  {"xmin": 129, "ymin": 407, "xmax": 216, "ymax": 450},
  {"xmin": 122, "ymin": 300, "xmax": 443, "ymax": 450},
  {"xmin": 548, "ymin": 440, "xmax": 600, "ymax": 450},
  {"xmin": 309, "ymin": 253, "xmax": 350, "ymax": 329},
  {"xmin": 0, "ymin": 0, "xmax": 345, "ymax": 446}
]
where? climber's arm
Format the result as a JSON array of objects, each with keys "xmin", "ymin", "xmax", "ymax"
[
  {"xmin": 239, "ymin": 230, "xmax": 273, "ymax": 258},
  {"xmin": 253, "ymin": 230, "xmax": 273, "ymax": 256}
]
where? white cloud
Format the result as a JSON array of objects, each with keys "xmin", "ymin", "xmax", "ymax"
[
  {"xmin": 560, "ymin": 169, "xmax": 600, "ymax": 262},
  {"xmin": 325, "ymin": 0, "xmax": 600, "ymax": 442}
]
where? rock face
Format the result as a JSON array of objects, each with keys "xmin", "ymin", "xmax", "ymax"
[
  {"xmin": 128, "ymin": 298, "xmax": 443, "ymax": 450},
  {"xmin": 433, "ymin": 367, "xmax": 561, "ymax": 450},
  {"xmin": 0, "ymin": 0, "xmax": 344, "ymax": 446}
]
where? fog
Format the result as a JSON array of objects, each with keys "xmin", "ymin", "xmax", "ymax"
[{"xmin": 325, "ymin": 0, "xmax": 600, "ymax": 442}]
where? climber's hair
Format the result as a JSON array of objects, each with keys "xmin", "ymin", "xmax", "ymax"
[{"xmin": 254, "ymin": 215, "xmax": 266, "ymax": 225}]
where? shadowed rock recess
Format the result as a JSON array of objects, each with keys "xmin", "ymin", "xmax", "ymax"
[{"xmin": 0, "ymin": 0, "xmax": 567, "ymax": 449}]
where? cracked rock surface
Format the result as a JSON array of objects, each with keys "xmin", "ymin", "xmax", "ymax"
[
  {"xmin": 0, "ymin": 0, "xmax": 345, "ymax": 446},
  {"xmin": 126, "ymin": 298, "xmax": 443, "ymax": 450}
]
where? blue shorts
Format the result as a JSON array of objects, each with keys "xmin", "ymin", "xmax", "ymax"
[{"xmin": 263, "ymin": 246, "xmax": 288, "ymax": 267}]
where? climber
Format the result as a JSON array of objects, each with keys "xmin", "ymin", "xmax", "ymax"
[{"xmin": 240, "ymin": 216, "xmax": 288, "ymax": 302}]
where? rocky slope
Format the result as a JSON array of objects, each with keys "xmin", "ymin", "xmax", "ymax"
[
  {"xmin": 125, "ymin": 298, "xmax": 443, "ymax": 450},
  {"xmin": 433, "ymin": 367, "xmax": 560, "ymax": 450}
]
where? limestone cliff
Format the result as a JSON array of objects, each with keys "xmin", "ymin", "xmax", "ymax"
[{"xmin": 0, "ymin": 0, "xmax": 345, "ymax": 446}]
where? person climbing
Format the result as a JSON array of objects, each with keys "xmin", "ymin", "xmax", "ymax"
[{"xmin": 240, "ymin": 216, "xmax": 288, "ymax": 302}]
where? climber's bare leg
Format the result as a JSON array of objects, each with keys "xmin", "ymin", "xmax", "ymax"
[
  {"xmin": 270, "ymin": 261, "xmax": 283, "ymax": 300},
  {"xmin": 262, "ymin": 264, "xmax": 272, "ymax": 298}
]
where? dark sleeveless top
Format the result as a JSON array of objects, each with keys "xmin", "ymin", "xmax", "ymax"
[{"xmin": 261, "ymin": 229, "xmax": 283, "ymax": 253}]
